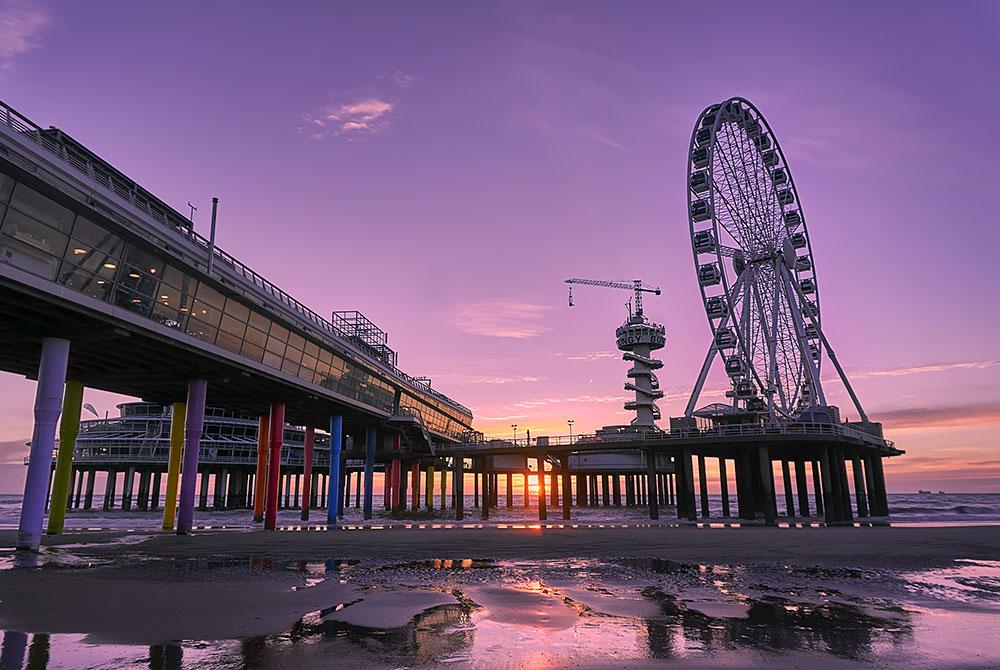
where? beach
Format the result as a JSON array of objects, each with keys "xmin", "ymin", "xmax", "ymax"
[{"xmin": 1, "ymin": 523, "xmax": 999, "ymax": 668}]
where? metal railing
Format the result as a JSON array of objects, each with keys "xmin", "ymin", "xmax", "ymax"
[
  {"xmin": 442, "ymin": 421, "xmax": 894, "ymax": 453},
  {"xmin": 0, "ymin": 98, "xmax": 471, "ymax": 420}
]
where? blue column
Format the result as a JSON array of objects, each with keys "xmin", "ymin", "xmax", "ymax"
[
  {"xmin": 327, "ymin": 415, "xmax": 343, "ymax": 526},
  {"xmin": 363, "ymin": 425, "xmax": 376, "ymax": 520},
  {"xmin": 17, "ymin": 337, "xmax": 70, "ymax": 551},
  {"xmin": 176, "ymin": 379, "xmax": 207, "ymax": 535}
]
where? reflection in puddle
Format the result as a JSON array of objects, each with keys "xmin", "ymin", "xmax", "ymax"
[{"xmin": 2, "ymin": 557, "xmax": 999, "ymax": 668}]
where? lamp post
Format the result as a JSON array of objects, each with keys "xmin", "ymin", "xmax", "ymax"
[
  {"xmin": 567, "ymin": 419, "xmax": 574, "ymax": 443},
  {"xmin": 511, "ymin": 424, "xmax": 518, "ymax": 445}
]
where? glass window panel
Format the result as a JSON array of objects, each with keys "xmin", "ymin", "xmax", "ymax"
[
  {"xmin": 57, "ymin": 264, "xmax": 113, "ymax": 301},
  {"xmin": 185, "ymin": 318, "xmax": 217, "ymax": 343},
  {"xmin": 241, "ymin": 341, "xmax": 264, "ymax": 363},
  {"xmin": 70, "ymin": 216, "xmax": 120, "ymax": 251},
  {"xmin": 248, "ymin": 310, "xmax": 270, "ymax": 332},
  {"xmin": 245, "ymin": 325, "xmax": 267, "ymax": 348},
  {"xmin": 219, "ymin": 313, "xmax": 247, "ymax": 338},
  {"xmin": 119, "ymin": 267, "xmax": 160, "ymax": 299},
  {"xmin": 262, "ymin": 351, "xmax": 283, "ymax": 369},
  {"xmin": 216, "ymin": 330, "xmax": 242, "ymax": 354},
  {"xmin": 122, "ymin": 245, "xmax": 164, "ymax": 278},
  {"xmin": 303, "ymin": 340, "xmax": 320, "ymax": 359},
  {"xmin": 195, "ymin": 282, "xmax": 225, "ymax": 310},
  {"xmin": 281, "ymin": 357, "xmax": 300, "ymax": 375},
  {"xmin": 191, "ymin": 299, "xmax": 222, "ymax": 327},
  {"xmin": 265, "ymin": 335, "xmax": 286, "ymax": 356},
  {"xmin": 318, "ymin": 348, "xmax": 333, "ymax": 366},
  {"xmin": 300, "ymin": 353, "xmax": 317, "ymax": 373},
  {"xmin": 224, "ymin": 298, "xmax": 250, "ymax": 323},
  {"xmin": 287, "ymin": 332, "xmax": 305, "ymax": 352},
  {"xmin": 113, "ymin": 286, "xmax": 154, "ymax": 317},
  {"xmin": 283, "ymin": 346, "xmax": 302, "ymax": 366},
  {"xmin": 268, "ymin": 323, "xmax": 289, "ymax": 342},
  {"xmin": 151, "ymin": 298, "xmax": 186, "ymax": 330},
  {"xmin": 1, "ymin": 207, "xmax": 69, "ymax": 258},
  {"xmin": 64, "ymin": 238, "xmax": 122, "ymax": 276},
  {"xmin": 9, "ymin": 183, "xmax": 74, "ymax": 232},
  {"xmin": 160, "ymin": 264, "xmax": 187, "ymax": 290}
]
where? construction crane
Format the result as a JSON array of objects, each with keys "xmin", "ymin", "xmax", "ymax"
[{"xmin": 565, "ymin": 278, "xmax": 661, "ymax": 319}]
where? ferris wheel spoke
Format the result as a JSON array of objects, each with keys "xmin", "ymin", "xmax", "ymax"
[{"xmin": 715, "ymin": 127, "xmax": 768, "ymax": 249}]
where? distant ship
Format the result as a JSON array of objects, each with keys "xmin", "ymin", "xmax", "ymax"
[{"xmin": 918, "ymin": 490, "xmax": 931, "ymax": 494}]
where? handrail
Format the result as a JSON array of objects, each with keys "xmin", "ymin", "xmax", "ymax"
[
  {"xmin": 0, "ymin": 98, "xmax": 471, "ymax": 418},
  {"xmin": 442, "ymin": 421, "xmax": 894, "ymax": 453}
]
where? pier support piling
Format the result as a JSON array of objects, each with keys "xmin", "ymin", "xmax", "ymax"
[
  {"xmin": 363, "ymin": 426, "xmax": 376, "ymax": 520},
  {"xmin": 537, "ymin": 456, "xmax": 547, "ymax": 521},
  {"xmin": 795, "ymin": 460, "xmax": 810, "ymax": 518},
  {"xmin": 719, "ymin": 458, "xmax": 730, "ymax": 518},
  {"xmin": 301, "ymin": 427, "xmax": 314, "ymax": 522},
  {"xmin": 252, "ymin": 414, "xmax": 268, "ymax": 523},
  {"xmin": 47, "ymin": 380, "xmax": 84, "ymax": 535},
  {"xmin": 782, "ymin": 460, "xmax": 795, "ymax": 518},
  {"xmin": 327, "ymin": 416, "xmax": 342, "ymax": 526},
  {"xmin": 263, "ymin": 401, "xmax": 285, "ymax": 531},
  {"xmin": 647, "ymin": 450, "xmax": 659, "ymax": 521},
  {"xmin": 176, "ymin": 379, "xmax": 207, "ymax": 535}
]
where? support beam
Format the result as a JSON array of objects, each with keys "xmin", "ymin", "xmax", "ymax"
[
  {"xmin": 363, "ymin": 426, "xmax": 376, "ymax": 520},
  {"xmin": 782, "ymin": 460, "xmax": 795, "ymax": 517},
  {"xmin": 506, "ymin": 473, "xmax": 513, "ymax": 507},
  {"xmin": 852, "ymin": 455, "xmax": 869, "ymax": 518},
  {"xmin": 455, "ymin": 457, "xmax": 465, "ymax": 520},
  {"xmin": 176, "ymin": 379, "xmax": 207, "ymax": 535},
  {"xmin": 719, "ymin": 458, "xmax": 730, "ymax": 518},
  {"xmin": 301, "ymin": 427, "xmax": 314, "ymax": 522},
  {"xmin": 812, "ymin": 460, "xmax": 824, "ymax": 516},
  {"xmin": 647, "ymin": 450, "xmax": 659, "ymax": 520},
  {"xmin": 47, "ymin": 380, "xmax": 84, "ymax": 535},
  {"xmin": 252, "ymin": 414, "xmax": 268, "ymax": 523},
  {"xmin": 411, "ymin": 462, "xmax": 420, "ymax": 511},
  {"xmin": 426, "ymin": 464, "xmax": 435, "ymax": 510},
  {"xmin": 481, "ymin": 457, "xmax": 491, "ymax": 520},
  {"xmin": 390, "ymin": 433, "xmax": 401, "ymax": 511},
  {"xmin": 263, "ymin": 401, "xmax": 285, "ymax": 531},
  {"xmin": 758, "ymin": 447, "xmax": 777, "ymax": 525},
  {"xmin": 819, "ymin": 449, "xmax": 836, "ymax": 524},
  {"xmin": 683, "ymin": 452, "xmax": 697, "ymax": 521},
  {"xmin": 795, "ymin": 460, "xmax": 811, "ymax": 517},
  {"xmin": 326, "ymin": 416, "xmax": 342, "ymax": 525},
  {"xmin": 83, "ymin": 469, "xmax": 95, "ymax": 509},
  {"xmin": 560, "ymin": 455, "xmax": 572, "ymax": 521},
  {"xmin": 698, "ymin": 455, "xmax": 710, "ymax": 518},
  {"xmin": 612, "ymin": 474, "xmax": 622, "ymax": 507},
  {"xmin": 18, "ymin": 338, "xmax": 70, "ymax": 551},
  {"xmin": 537, "ymin": 456, "xmax": 547, "ymax": 521}
]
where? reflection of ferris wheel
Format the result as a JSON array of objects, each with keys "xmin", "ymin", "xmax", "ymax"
[{"xmin": 684, "ymin": 97, "xmax": 868, "ymax": 422}]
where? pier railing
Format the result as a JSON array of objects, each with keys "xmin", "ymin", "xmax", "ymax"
[{"xmin": 443, "ymin": 421, "xmax": 894, "ymax": 453}]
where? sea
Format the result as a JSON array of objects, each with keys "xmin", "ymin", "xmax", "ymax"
[{"xmin": 1, "ymin": 492, "xmax": 998, "ymax": 529}]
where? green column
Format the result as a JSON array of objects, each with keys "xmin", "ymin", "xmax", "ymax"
[
  {"xmin": 46, "ymin": 380, "xmax": 83, "ymax": 535},
  {"xmin": 161, "ymin": 402, "xmax": 186, "ymax": 530}
]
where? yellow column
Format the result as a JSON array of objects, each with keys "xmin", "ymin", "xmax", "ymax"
[
  {"xmin": 46, "ymin": 380, "xmax": 84, "ymax": 535},
  {"xmin": 161, "ymin": 402, "xmax": 186, "ymax": 530}
]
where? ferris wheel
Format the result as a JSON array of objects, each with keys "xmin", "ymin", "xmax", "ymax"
[{"xmin": 683, "ymin": 97, "xmax": 867, "ymax": 422}]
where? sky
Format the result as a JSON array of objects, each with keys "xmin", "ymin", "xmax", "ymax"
[{"xmin": 0, "ymin": 1, "xmax": 998, "ymax": 492}]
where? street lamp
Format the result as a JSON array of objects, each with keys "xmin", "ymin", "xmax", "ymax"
[
  {"xmin": 567, "ymin": 419, "xmax": 574, "ymax": 442},
  {"xmin": 511, "ymin": 424, "xmax": 518, "ymax": 444}
]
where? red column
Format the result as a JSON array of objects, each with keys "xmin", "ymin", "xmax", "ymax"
[
  {"xmin": 252, "ymin": 415, "xmax": 268, "ymax": 523},
  {"xmin": 390, "ymin": 434, "xmax": 402, "ymax": 510},
  {"xmin": 301, "ymin": 426, "xmax": 314, "ymax": 522},
  {"xmin": 264, "ymin": 402, "xmax": 285, "ymax": 530}
]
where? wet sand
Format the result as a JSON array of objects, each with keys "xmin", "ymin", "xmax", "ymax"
[{"xmin": 0, "ymin": 525, "xmax": 998, "ymax": 668}]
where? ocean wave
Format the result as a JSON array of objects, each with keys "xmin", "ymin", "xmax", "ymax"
[{"xmin": 892, "ymin": 505, "xmax": 998, "ymax": 515}]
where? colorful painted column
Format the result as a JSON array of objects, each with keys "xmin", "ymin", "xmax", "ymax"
[
  {"xmin": 439, "ymin": 463, "xmax": 447, "ymax": 510},
  {"xmin": 46, "ymin": 380, "xmax": 84, "ymax": 535},
  {"xmin": 160, "ymin": 402, "xmax": 186, "ymax": 530},
  {"xmin": 176, "ymin": 379, "xmax": 208, "ymax": 536},
  {"xmin": 17, "ymin": 338, "xmax": 70, "ymax": 551},
  {"xmin": 425, "ymin": 465, "xmax": 435, "ymax": 510},
  {"xmin": 263, "ymin": 402, "xmax": 285, "ymax": 530},
  {"xmin": 253, "ymin": 414, "xmax": 269, "ymax": 522},
  {"xmin": 410, "ymin": 462, "xmax": 420, "ymax": 510},
  {"xmin": 301, "ymin": 427, "xmax": 314, "ymax": 521},
  {"xmin": 327, "ymin": 415, "xmax": 342, "ymax": 526},
  {"xmin": 363, "ymin": 426, "xmax": 376, "ymax": 520}
]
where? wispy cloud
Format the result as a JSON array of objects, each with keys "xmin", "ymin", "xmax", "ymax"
[
  {"xmin": 579, "ymin": 127, "xmax": 627, "ymax": 153},
  {"xmin": 304, "ymin": 98, "xmax": 395, "ymax": 140},
  {"xmin": 0, "ymin": 3, "xmax": 50, "ymax": 72},
  {"xmin": 378, "ymin": 69, "xmax": 421, "ymax": 88},
  {"xmin": 845, "ymin": 360, "xmax": 1000, "ymax": 381},
  {"xmin": 512, "ymin": 394, "xmax": 628, "ymax": 410},
  {"xmin": 558, "ymin": 350, "xmax": 620, "ymax": 363},
  {"xmin": 873, "ymin": 403, "xmax": 1000, "ymax": 430},
  {"xmin": 450, "ymin": 302, "xmax": 553, "ymax": 338}
]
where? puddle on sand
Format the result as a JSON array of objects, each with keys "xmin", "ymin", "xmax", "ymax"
[{"xmin": 2, "ymin": 557, "xmax": 1000, "ymax": 668}]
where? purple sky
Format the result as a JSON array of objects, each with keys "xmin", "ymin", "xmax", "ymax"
[{"xmin": 1, "ymin": 1, "xmax": 998, "ymax": 491}]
